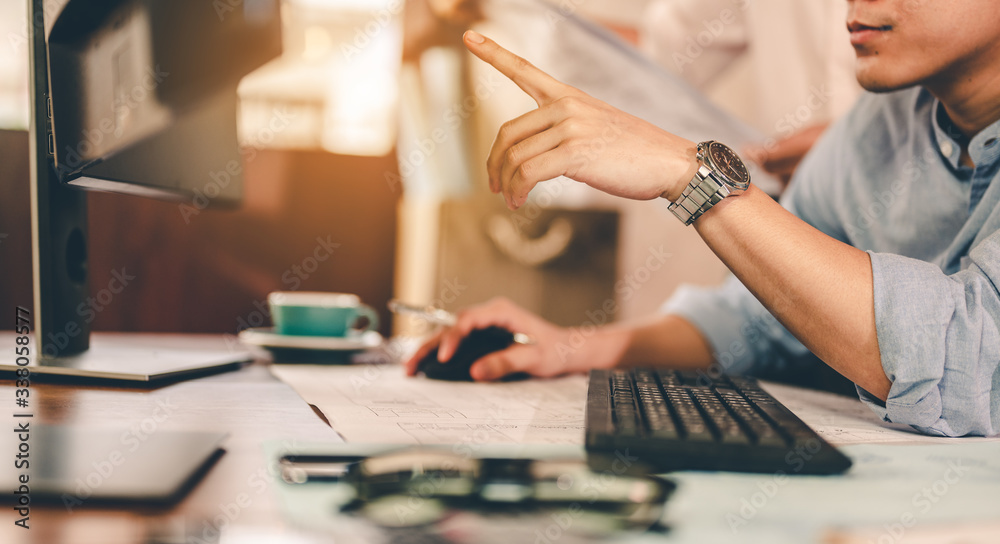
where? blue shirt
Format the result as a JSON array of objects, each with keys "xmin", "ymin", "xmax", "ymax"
[{"xmin": 663, "ymin": 87, "xmax": 1000, "ymax": 437}]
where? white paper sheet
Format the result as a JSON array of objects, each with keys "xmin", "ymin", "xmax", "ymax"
[
  {"xmin": 272, "ymin": 361, "xmax": 995, "ymax": 448},
  {"xmin": 270, "ymin": 364, "xmax": 587, "ymax": 445},
  {"xmin": 271, "ymin": 356, "xmax": 996, "ymax": 446},
  {"xmin": 759, "ymin": 381, "xmax": 1000, "ymax": 446}
]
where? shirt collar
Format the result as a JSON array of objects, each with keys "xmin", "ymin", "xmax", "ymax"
[{"xmin": 931, "ymin": 97, "xmax": 1000, "ymax": 170}]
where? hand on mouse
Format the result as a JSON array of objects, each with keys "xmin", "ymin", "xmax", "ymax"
[{"xmin": 404, "ymin": 297, "xmax": 584, "ymax": 381}]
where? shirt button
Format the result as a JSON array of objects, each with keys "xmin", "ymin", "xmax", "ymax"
[{"xmin": 940, "ymin": 140, "xmax": 954, "ymax": 157}]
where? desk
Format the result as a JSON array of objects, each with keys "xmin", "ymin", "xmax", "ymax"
[
  {"xmin": 2, "ymin": 333, "xmax": 998, "ymax": 544},
  {"xmin": 0, "ymin": 333, "xmax": 338, "ymax": 544}
]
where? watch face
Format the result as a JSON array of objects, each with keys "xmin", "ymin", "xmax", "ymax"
[{"xmin": 708, "ymin": 142, "xmax": 750, "ymax": 187}]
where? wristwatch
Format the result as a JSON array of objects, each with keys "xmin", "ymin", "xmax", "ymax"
[{"xmin": 667, "ymin": 141, "xmax": 751, "ymax": 225}]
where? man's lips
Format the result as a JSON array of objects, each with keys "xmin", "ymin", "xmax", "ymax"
[{"xmin": 847, "ymin": 20, "xmax": 893, "ymax": 46}]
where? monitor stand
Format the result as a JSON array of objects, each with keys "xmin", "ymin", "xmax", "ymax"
[
  {"xmin": 16, "ymin": 0, "xmax": 249, "ymax": 384},
  {"xmin": 16, "ymin": 147, "xmax": 250, "ymax": 384}
]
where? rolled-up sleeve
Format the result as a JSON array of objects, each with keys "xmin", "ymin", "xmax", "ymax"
[
  {"xmin": 661, "ymin": 275, "xmax": 814, "ymax": 378},
  {"xmin": 861, "ymin": 234, "xmax": 1000, "ymax": 437}
]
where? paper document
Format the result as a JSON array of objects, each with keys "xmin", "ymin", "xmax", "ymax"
[
  {"xmin": 272, "ymin": 362, "xmax": 997, "ymax": 447},
  {"xmin": 270, "ymin": 364, "xmax": 587, "ymax": 445},
  {"xmin": 759, "ymin": 381, "xmax": 1000, "ymax": 446}
]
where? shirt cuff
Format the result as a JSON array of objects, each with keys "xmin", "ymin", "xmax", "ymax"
[{"xmin": 865, "ymin": 251, "xmax": 997, "ymax": 436}]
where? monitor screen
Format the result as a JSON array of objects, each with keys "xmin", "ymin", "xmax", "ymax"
[
  {"xmin": 23, "ymin": 0, "xmax": 281, "ymax": 371},
  {"xmin": 45, "ymin": 0, "xmax": 281, "ymax": 202}
]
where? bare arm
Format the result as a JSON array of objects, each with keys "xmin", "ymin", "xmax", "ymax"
[
  {"xmin": 694, "ymin": 185, "xmax": 888, "ymax": 398},
  {"xmin": 589, "ymin": 314, "xmax": 714, "ymax": 370}
]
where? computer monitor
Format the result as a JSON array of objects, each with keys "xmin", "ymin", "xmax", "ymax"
[{"xmin": 5, "ymin": 0, "xmax": 282, "ymax": 382}]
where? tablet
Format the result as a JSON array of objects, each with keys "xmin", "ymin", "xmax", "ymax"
[{"xmin": 2, "ymin": 424, "xmax": 226, "ymax": 507}]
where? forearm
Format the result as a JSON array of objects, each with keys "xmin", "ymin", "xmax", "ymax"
[
  {"xmin": 693, "ymin": 184, "xmax": 891, "ymax": 400},
  {"xmin": 570, "ymin": 314, "xmax": 713, "ymax": 372}
]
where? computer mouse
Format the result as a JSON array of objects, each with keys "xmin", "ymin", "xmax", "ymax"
[{"xmin": 416, "ymin": 326, "xmax": 516, "ymax": 381}]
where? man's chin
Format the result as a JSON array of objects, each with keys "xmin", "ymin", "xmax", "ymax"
[
  {"xmin": 855, "ymin": 66, "xmax": 917, "ymax": 94},
  {"xmin": 858, "ymin": 79, "xmax": 910, "ymax": 94}
]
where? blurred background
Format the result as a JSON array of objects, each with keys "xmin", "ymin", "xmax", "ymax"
[{"xmin": 0, "ymin": 0, "xmax": 858, "ymax": 338}]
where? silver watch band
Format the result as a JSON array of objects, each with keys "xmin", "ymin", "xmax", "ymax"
[{"xmin": 667, "ymin": 165, "xmax": 734, "ymax": 225}]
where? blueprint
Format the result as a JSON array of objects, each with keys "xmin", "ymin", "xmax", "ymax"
[
  {"xmin": 270, "ymin": 364, "xmax": 587, "ymax": 445},
  {"xmin": 271, "ymin": 360, "xmax": 988, "ymax": 448},
  {"xmin": 758, "ymin": 381, "xmax": 1000, "ymax": 446}
]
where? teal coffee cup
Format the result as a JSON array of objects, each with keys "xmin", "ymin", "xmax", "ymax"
[{"xmin": 268, "ymin": 292, "xmax": 379, "ymax": 337}]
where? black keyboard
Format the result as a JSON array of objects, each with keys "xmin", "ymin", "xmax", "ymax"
[{"xmin": 585, "ymin": 368, "xmax": 852, "ymax": 474}]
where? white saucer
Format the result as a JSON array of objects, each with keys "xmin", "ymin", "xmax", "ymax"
[{"xmin": 238, "ymin": 328, "xmax": 383, "ymax": 351}]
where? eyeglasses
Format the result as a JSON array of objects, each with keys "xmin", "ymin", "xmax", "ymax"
[{"xmin": 279, "ymin": 447, "xmax": 674, "ymax": 532}]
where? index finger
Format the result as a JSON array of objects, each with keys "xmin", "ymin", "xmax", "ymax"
[{"xmin": 463, "ymin": 30, "xmax": 568, "ymax": 105}]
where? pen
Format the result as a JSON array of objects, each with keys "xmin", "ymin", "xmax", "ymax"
[{"xmin": 387, "ymin": 299, "xmax": 536, "ymax": 345}]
